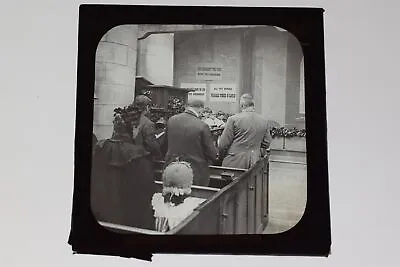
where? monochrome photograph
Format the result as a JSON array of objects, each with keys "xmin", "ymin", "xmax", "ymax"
[{"xmin": 90, "ymin": 24, "xmax": 308, "ymax": 235}]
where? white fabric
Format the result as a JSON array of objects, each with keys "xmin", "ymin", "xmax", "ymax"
[
  {"xmin": 162, "ymin": 186, "xmax": 191, "ymax": 196},
  {"xmin": 155, "ymin": 131, "xmax": 165, "ymax": 139},
  {"xmin": 151, "ymin": 193, "xmax": 206, "ymax": 231}
]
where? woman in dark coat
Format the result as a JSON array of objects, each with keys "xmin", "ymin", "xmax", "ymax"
[{"xmin": 90, "ymin": 105, "xmax": 158, "ymax": 230}]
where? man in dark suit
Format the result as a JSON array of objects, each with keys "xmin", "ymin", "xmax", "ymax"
[
  {"xmin": 163, "ymin": 99, "xmax": 218, "ymax": 186},
  {"xmin": 218, "ymin": 94, "xmax": 271, "ymax": 169}
]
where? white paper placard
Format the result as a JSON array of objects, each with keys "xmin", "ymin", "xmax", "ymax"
[
  {"xmin": 180, "ymin": 83, "xmax": 207, "ymax": 102},
  {"xmin": 209, "ymin": 83, "xmax": 237, "ymax": 102},
  {"xmin": 196, "ymin": 63, "xmax": 223, "ymax": 81}
]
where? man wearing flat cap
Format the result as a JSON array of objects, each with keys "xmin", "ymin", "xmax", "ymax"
[{"xmin": 163, "ymin": 99, "xmax": 218, "ymax": 186}]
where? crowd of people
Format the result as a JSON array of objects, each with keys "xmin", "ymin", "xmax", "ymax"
[{"xmin": 90, "ymin": 93, "xmax": 272, "ymax": 232}]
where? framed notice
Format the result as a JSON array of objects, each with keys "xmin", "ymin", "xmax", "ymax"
[
  {"xmin": 210, "ymin": 83, "xmax": 237, "ymax": 102},
  {"xmin": 180, "ymin": 83, "xmax": 207, "ymax": 102},
  {"xmin": 196, "ymin": 63, "xmax": 223, "ymax": 81}
]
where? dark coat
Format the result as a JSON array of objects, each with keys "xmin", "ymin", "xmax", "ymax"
[
  {"xmin": 163, "ymin": 110, "xmax": 218, "ymax": 186},
  {"xmin": 90, "ymin": 135, "xmax": 156, "ymax": 229},
  {"xmin": 154, "ymin": 127, "xmax": 168, "ymax": 160},
  {"xmin": 134, "ymin": 114, "xmax": 161, "ymax": 160},
  {"xmin": 92, "ymin": 133, "xmax": 98, "ymax": 156},
  {"xmin": 218, "ymin": 108, "xmax": 271, "ymax": 169}
]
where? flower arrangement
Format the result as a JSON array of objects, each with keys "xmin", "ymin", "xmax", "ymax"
[
  {"xmin": 148, "ymin": 109, "xmax": 166, "ymax": 124},
  {"xmin": 142, "ymin": 98, "xmax": 307, "ymax": 139},
  {"xmin": 167, "ymin": 96, "xmax": 186, "ymax": 115},
  {"xmin": 270, "ymin": 127, "xmax": 306, "ymax": 138},
  {"xmin": 210, "ymin": 111, "xmax": 234, "ymax": 123},
  {"xmin": 145, "ymin": 96, "xmax": 186, "ymax": 123}
]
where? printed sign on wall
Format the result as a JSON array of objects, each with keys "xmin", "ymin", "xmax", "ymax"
[
  {"xmin": 180, "ymin": 83, "xmax": 207, "ymax": 102},
  {"xmin": 209, "ymin": 83, "xmax": 237, "ymax": 102},
  {"xmin": 196, "ymin": 63, "xmax": 223, "ymax": 81}
]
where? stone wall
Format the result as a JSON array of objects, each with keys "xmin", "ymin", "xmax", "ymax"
[
  {"xmin": 137, "ymin": 33, "xmax": 174, "ymax": 86},
  {"xmin": 252, "ymin": 27, "xmax": 289, "ymax": 126},
  {"xmin": 93, "ymin": 25, "xmax": 138, "ymax": 140},
  {"xmin": 92, "ymin": 25, "xmax": 305, "ymax": 140},
  {"xmin": 173, "ymin": 26, "xmax": 301, "ymax": 126},
  {"xmin": 285, "ymin": 32, "xmax": 304, "ymax": 128},
  {"xmin": 174, "ymin": 29, "xmax": 243, "ymax": 115}
]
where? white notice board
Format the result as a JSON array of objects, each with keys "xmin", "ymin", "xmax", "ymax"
[
  {"xmin": 209, "ymin": 83, "xmax": 237, "ymax": 103},
  {"xmin": 180, "ymin": 83, "xmax": 207, "ymax": 102},
  {"xmin": 196, "ymin": 63, "xmax": 223, "ymax": 81}
]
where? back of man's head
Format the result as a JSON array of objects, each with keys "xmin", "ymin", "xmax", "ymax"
[
  {"xmin": 187, "ymin": 99, "xmax": 205, "ymax": 109},
  {"xmin": 240, "ymin": 94, "xmax": 255, "ymax": 109}
]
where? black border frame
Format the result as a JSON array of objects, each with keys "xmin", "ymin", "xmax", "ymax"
[{"xmin": 69, "ymin": 5, "xmax": 330, "ymax": 261}]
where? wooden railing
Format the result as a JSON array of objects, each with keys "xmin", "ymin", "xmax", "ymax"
[
  {"xmin": 169, "ymin": 156, "xmax": 269, "ymax": 234},
  {"xmin": 99, "ymin": 155, "xmax": 269, "ymax": 235}
]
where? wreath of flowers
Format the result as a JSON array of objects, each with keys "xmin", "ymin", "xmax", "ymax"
[
  {"xmin": 207, "ymin": 113, "xmax": 306, "ymax": 139},
  {"xmin": 142, "ymin": 96, "xmax": 307, "ymax": 139},
  {"xmin": 270, "ymin": 127, "xmax": 306, "ymax": 138},
  {"xmin": 167, "ymin": 96, "xmax": 186, "ymax": 115},
  {"xmin": 143, "ymin": 95, "xmax": 186, "ymax": 123}
]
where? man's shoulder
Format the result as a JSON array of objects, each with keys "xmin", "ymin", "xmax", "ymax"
[
  {"xmin": 254, "ymin": 112, "xmax": 268, "ymax": 122},
  {"xmin": 168, "ymin": 112, "xmax": 199, "ymax": 126},
  {"xmin": 143, "ymin": 115, "xmax": 154, "ymax": 123},
  {"xmin": 141, "ymin": 115, "xmax": 155, "ymax": 127},
  {"xmin": 169, "ymin": 112, "xmax": 187, "ymax": 121},
  {"xmin": 236, "ymin": 111, "xmax": 268, "ymax": 124},
  {"xmin": 227, "ymin": 113, "xmax": 240, "ymax": 121}
]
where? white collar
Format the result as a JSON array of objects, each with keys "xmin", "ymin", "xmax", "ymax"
[
  {"xmin": 186, "ymin": 107, "xmax": 199, "ymax": 118},
  {"xmin": 242, "ymin": 106, "xmax": 256, "ymax": 113}
]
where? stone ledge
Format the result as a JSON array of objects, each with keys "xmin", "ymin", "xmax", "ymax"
[{"xmin": 269, "ymin": 149, "xmax": 307, "ymax": 165}]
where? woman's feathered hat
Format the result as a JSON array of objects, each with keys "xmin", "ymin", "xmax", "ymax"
[{"xmin": 112, "ymin": 104, "xmax": 141, "ymax": 136}]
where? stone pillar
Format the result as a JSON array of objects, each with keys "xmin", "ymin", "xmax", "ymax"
[
  {"xmin": 240, "ymin": 29, "xmax": 254, "ymax": 97},
  {"xmin": 253, "ymin": 27, "xmax": 288, "ymax": 126},
  {"xmin": 93, "ymin": 25, "xmax": 138, "ymax": 140},
  {"xmin": 299, "ymin": 56, "xmax": 305, "ymax": 114},
  {"xmin": 285, "ymin": 33, "xmax": 303, "ymax": 128},
  {"xmin": 137, "ymin": 33, "xmax": 174, "ymax": 86}
]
